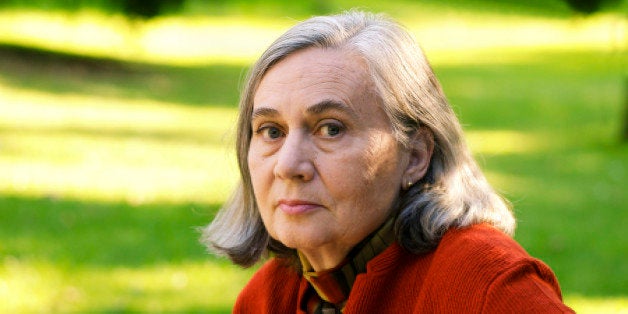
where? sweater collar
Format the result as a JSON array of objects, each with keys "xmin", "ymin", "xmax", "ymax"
[{"xmin": 298, "ymin": 217, "xmax": 396, "ymax": 307}]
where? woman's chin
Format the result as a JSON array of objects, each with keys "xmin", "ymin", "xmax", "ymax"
[{"xmin": 274, "ymin": 228, "xmax": 334, "ymax": 252}]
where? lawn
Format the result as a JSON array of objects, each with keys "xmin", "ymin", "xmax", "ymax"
[{"xmin": 0, "ymin": 2, "xmax": 626, "ymax": 313}]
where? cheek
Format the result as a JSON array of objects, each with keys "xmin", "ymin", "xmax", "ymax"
[
  {"xmin": 333, "ymin": 136, "xmax": 403, "ymax": 208},
  {"xmin": 248, "ymin": 154, "xmax": 276, "ymax": 235},
  {"xmin": 247, "ymin": 152, "xmax": 272, "ymax": 204},
  {"xmin": 349, "ymin": 134, "xmax": 403, "ymax": 185}
]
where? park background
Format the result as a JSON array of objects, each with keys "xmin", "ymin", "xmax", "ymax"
[{"xmin": 0, "ymin": 0, "xmax": 626, "ymax": 312}]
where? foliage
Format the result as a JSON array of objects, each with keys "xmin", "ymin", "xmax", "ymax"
[
  {"xmin": 0, "ymin": 0, "xmax": 185, "ymax": 18},
  {"xmin": 119, "ymin": 0, "xmax": 185, "ymax": 19},
  {"xmin": 564, "ymin": 0, "xmax": 623, "ymax": 14}
]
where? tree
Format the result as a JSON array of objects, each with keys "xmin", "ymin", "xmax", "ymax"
[
  {"xmin": 120, "ymin": 0, "xmax": 185, "ymax": 19},
  {"xmin": 563, "ymin": 0, "xmax": 622, "ymax": 14}
]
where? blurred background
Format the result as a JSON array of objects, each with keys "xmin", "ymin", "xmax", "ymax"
[{"xmin": 0, "ymin": 0, "xmax": 626, "ymax": 313}]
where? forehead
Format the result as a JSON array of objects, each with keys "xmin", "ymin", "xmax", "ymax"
[{"xmin": 253, "ymin": 47, "xmax": 375, "ymax": 111}]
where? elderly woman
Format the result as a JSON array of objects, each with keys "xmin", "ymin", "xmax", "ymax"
[{"xmin": 202, "ymin": 11, "xmax": 573, "ymax": 313}]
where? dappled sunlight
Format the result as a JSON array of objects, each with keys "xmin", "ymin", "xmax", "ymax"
[
  {"xmin": 466, "ymin": 130, "xmax": 541, "ymax": 155},
  {"xmin": 1, "ymin": 145, "xmax": 236, "ymax": 205},
  {"xmin": 0, "ymin": 257, "xmax": 253, "ymax": 313},
  {"xmin": 481, "ymin": 170, "xmax": 532, "ymax": 197},
  {"xmin": 0, "ymin": 10, "xmax": 131, "ymax": 60},
  {"xmin": 0, "ymin": 257, "xmax": 67, "ymax": 313},
  {"xmin": 414, "ymin": 13, "xmax": 624, "ymax": 65},
  {"xmin": 140, "ymin": 16, "xmax": 289, "ymax": 65},
  {"xmin": 0, "ymin": 9, "xmax": 623, "ymax": 66},
  {"xmin": 0, "ymin": 83, "xmax": 238, "ymax": 133},
  {"xmin": 0, "ymin": 10, "xmax": 289, "ymax": 65},
  {"xmin": 0, "ymin": 83, "xmax": 239, "ymax": 204},
  {"xmin": 565, "ymin": 296, "xmax": 628, "ymax": 313}
]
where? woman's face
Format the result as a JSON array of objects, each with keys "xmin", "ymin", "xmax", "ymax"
[{"xmin": 248, "ymin": 47, "xmax": 410, "ymax": 269}]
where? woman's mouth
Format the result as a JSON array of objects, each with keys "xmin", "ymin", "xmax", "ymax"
[{"xmin": 277, "ymin": 199, "xmax": 322, "ymax": 215}]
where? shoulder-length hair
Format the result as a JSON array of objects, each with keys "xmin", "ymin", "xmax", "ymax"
[{"xmin": 201, "ymin": 10, "xmax": 515, "ymax": 267}]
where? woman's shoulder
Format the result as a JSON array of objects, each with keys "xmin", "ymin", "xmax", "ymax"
[
  {"xmin": 439, "ymin": 223, "xmax": 529, "ymax": 260},
  {"xmin": 421, "ymin": 223, "xmax": 572, "ymax": 312},
  {"xmin": 354, "ymin": 224, "xmax": 572, "ymax": 312},
  {"xmin": 430, "ymin": 223, "xmax": 546, "ymax": 282},
  {"xmin": 368, "ymin": 223, "xmax": 531, "ymax": 275},
  {"xmin": 233, "ymin": 258, "xmax": 303, "ymax": 313}
]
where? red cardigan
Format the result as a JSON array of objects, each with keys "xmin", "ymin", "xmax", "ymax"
[{"xmin": 233, "ymin": 224, "xmax": 574, "ymax": 313}]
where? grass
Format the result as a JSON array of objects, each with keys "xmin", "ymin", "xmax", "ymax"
[
  {"xmin": 0, "ymin": 196, "xmax": 255, "ymax": 312},
  {"xmin": 0, "ymin": 4, "xmax": 626, "ymax": 313}
]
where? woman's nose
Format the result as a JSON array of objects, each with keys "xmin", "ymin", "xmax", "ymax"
[{"xmin": 273, "ymin": 131, "xmax": 315, "ymax": 182}]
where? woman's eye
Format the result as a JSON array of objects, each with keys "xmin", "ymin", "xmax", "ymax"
[
  {"xmin": 318, "ymin": 123, "xmax": 344, "ymax": 138},
  {"xmin": 257, "ymin": 126, "xmax": 284, "ymax": 140}
]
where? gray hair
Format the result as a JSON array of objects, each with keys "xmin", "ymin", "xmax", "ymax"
[{"xmin": 201, "ymin": 10, "xmax": 515, "ymax": 267}]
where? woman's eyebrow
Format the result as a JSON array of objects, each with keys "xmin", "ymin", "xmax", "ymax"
[
  {"xmin": 252, "ymin": 100, "xmax": 358, "ymax": 120},
  {"xmin": 251, "ymin": 107, "xmax": 279, "ymax": 120},
  {"xmin": 306, "ymin": 99, "xmax": 358, "ymax": 118}
]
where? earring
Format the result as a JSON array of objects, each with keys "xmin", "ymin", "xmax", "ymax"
[{"xmin": 407, "ymin": 181, "xmax": 413, "ymax": 188}]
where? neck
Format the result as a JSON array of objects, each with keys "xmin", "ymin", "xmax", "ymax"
[
  {"xmin": 299, "ymin": 216, "xmax": 397, "ymax": 272},
  {"xmin": 299, "ymin": 244, "xmax": 352, "ymax": 271}
]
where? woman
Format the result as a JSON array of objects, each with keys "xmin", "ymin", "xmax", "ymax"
[{"xmin": 202, "ymin": 11, "xmax": 574, "ymax": 313}]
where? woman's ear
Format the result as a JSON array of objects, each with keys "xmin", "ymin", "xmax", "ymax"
[{"xmin": 402, "ymin": 127, "xmax": 434, "ymax": 189}]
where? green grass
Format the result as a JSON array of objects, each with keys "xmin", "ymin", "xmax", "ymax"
[
  {"xmin": 0, "ymin": 4, "xmax": 626, "ymax": 313},
  {"xmin": 0, "ymin": 196, "xmax": 255, "ymax": 312},
  {"xmin": 0, "ymin": 44, "xmax": 246, "ymax": 107}
]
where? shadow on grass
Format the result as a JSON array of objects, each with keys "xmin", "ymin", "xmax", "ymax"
[
  {"xmin": 0, "ymin": 43, "xmax": 247, "ymax": 107},
  {"xmin": 0, "ymin": 193, "xmax": 220, "ymax": 267},
  {"xmin": 434, "ymin": 50, "xmax": 623, "ymax": 133},
  {"xmin": 0, "ymin": 124, "xmax": 229, "ymax": 149}
]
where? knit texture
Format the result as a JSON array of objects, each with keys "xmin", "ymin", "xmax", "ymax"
[{"xmin": 233, "ymin": 224, "xmax": 574, "ymax": 313}]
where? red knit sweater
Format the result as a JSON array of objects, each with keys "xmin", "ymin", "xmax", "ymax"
[{"xmin": 234, "ymin": 224, "xmax": 574, "ymax": 313}]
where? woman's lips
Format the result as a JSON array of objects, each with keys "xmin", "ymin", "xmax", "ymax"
[{"xmin": 277, "ymin": 199, "xmax": 321, "ymax": 215}]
